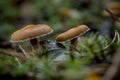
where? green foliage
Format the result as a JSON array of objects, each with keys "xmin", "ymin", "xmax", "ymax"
[{"xmin": 0, "ymin": 34, "xmax": 120, "ymax": 79}]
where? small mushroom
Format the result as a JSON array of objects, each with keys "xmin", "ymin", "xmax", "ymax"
[
  {"xmin": 10, "ymin": 24, "xmax": 53, "ymax": 57},
  {"xmin": 56, "ymin": 25, "xmax": 90, "ymax": 60}
]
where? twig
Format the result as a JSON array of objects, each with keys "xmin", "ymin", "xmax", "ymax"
[
  {"xmin": 15, "ymin": 57, "xmax": 22, "ymax": 66},
  {"xmin": 18, "ymin": 44, "xmax": 28, "ymax": 58},
  {"xmin": 105, "ymin": 8, "xmax": 120, "ymax": 22}
]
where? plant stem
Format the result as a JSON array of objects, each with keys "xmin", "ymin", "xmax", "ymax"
[{"xmin": 15, "ymin": 57, "xmax": 22, "ymax": 67}]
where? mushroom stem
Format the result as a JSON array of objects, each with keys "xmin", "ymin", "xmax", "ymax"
[
  {"xmin": 69, "ymin": 37, "xmax": 78, "ymax": 60},
  {"xmin": 30, "ymin": 38, "xmax": 38, "ymax": 56},
  {"xmin": 70, "ymin": 37, "xmax": 78, "ymax": 49},
  {"xmin": 30, "ymin": 38, "xmax": 43, "ymax": 55},
  {"xmin": 18, "ymin": 44, "xmax": 28, "ymax": 58},
  {"xmin": 30, "ymin": 38, "xmax": 38, "ymax": 48},
  {"xmin": 30, "ymin": 38, "xmax": 44, "ymax": 57}
]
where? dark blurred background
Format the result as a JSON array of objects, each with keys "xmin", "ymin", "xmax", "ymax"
[{"xmin": 0, "ymin": 0, "xmax": 120, "ymax": 42}]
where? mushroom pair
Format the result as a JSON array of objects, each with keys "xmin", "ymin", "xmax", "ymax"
[
  {"xmin": 10, "ymin": 24, "xmax": 53, "ymax": 58},
  {"xmin": 56, "ymin": 25, "xmax": 90, "ymax": 60}
]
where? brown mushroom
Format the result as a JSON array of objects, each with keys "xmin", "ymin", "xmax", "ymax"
[
  {"xmin": 10, "ymin": 24, "xmax": 53, "ymax": 57},
  {"xmin": 56, "ymin": 25, "xmax": 90, "ymax": 60}
]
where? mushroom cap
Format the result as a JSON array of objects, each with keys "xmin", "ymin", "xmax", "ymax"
[
  {"xmin": 56, "ymin": 25, "xmax": 89, "ymax": 42},
  {"xmin": 10, "ymin": 24, "xmax": 53, "ymax": 42}
]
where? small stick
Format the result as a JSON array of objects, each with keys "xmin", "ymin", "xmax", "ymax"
[
  {"xmin": 18, "ymin": 44, "xmax": 28, "ymax": 58},
  {"xmin": 15, "ymin": 57, "xmax": 22, "ymax": 67},
  {"xmin": 105, "ymin": 8, "xmax": 120, "ymax": 22}
]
